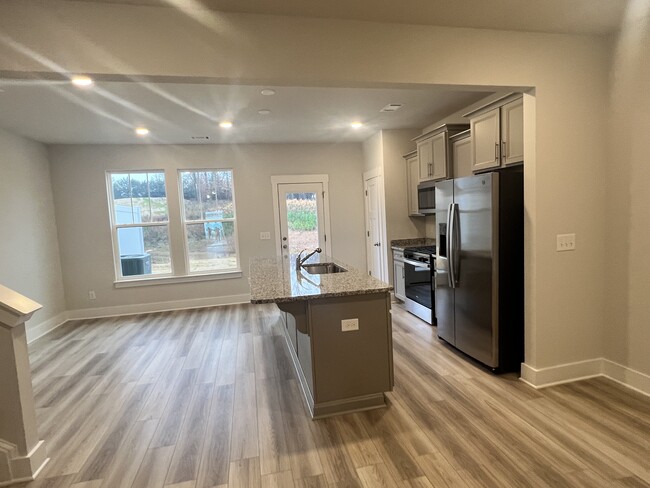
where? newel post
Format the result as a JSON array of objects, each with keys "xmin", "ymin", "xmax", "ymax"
[{"xmin": 0, "ymin": 285, "xmax": 48, "ymax": 486}]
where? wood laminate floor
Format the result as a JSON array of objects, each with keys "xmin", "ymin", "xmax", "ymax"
[{"xmin": 20, "ymin": 302, "xmax": 650, "ymax": 488}]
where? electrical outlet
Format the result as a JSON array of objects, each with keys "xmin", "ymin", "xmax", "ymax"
[
  {"xmin": 341, "ymin": 318, "xmax": 359, "ymax": 332},
  {"xmin": 556, "ymin": 233, "xmax": 576, "ymax": 252},
  {"xmin": 260, "ymin": 232, "xmax": 271, "ymax": 240},
  {"xmin": 88, "ymin": 290, "xmax": 96, "ymax": 300}
]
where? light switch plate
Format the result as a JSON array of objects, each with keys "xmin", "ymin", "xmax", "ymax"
[
  {"xmin": 341, "ymin": 318, "xmax": 359, "ymax": 332},
  {"xmin": 260, "ymin": 232, "xmax": 271, "ymax": 240},
  {"xmin": 556, "ymin": 233, "xmax": 576, "ymax": 252}
]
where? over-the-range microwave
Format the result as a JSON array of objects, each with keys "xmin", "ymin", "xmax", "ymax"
[{"xmin": 417, "ymin": 180, "xmax": 436, "ymax": 214}]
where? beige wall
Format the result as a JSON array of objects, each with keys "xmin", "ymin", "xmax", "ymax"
[
  {"xmin": 0, "ymin": 128, "xmax": 66, "ymax": 332},
  {"xmin": 362, "ymin": 129, "xmax": 426, "ymax": 286},
  {"xmin": 605, "ymin": 0, "xmax": 650, "ymax": 376},
  {"xmin": 0, "ymin": 0, "xmax": 615, "ymax": 371},
  {"xmin": 380, "ymin": 130, "xmax": 425, "ymax": 285},
  {"xmin": 362, "ymin": 132, "xmax": 383, "ymax": 173},
  {"xmin": 47, "ymin": 143, "xmax": 366, "ymax": 311}
]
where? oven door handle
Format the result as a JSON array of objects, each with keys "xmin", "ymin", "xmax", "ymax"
[{"xmin": 403, "ymin": 258, "xmax": 430, "ymax": 269}]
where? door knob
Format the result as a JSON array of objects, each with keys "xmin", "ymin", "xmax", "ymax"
[{"xmin": 374, "ymin": 242, "xmax": 380, "ymax": 247}]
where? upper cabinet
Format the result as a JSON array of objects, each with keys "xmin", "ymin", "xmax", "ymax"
[
  {"xmin": 501, "ymin": 98, "xmax": 524, "ymax": 165},
  {"xmin": 451, "ymin": 129, "xmax": 472, "ymax": 179},
  {"xmin": 404, "ymin": 151, "xmax": 422, "ymax": 217},
  {"xmin": 414, "ymin": 124, "xmax": 469, "ymax": 182},
  {"xmin": 467, "ymin": 95, "xmax": 523, "ymax": 173}
]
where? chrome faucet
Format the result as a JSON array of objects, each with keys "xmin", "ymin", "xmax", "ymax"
[{"xmin": 296, "ymin": 247, "xmax": 322, "ymax": 271}]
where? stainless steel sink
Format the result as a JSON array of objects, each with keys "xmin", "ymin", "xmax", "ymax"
[{"xmin": 302, "ymin": 263, "xmax": 347, "ymax": 275}]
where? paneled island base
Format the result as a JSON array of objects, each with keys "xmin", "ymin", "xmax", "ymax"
[{"xmin": 276, "ymin": 292, "xmax": 393, "ymax": 419}]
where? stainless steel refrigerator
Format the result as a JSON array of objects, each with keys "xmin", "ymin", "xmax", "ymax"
[{"xmin": 434, "ymin": 167, "xmax": 524, "ymax": 371}]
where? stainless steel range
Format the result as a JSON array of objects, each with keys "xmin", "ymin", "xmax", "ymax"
[{"xmin": 402, "ymin": 245, "xmax": 435, "ymax": 325}]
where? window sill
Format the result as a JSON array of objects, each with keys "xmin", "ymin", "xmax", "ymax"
[{"xmin": 114, "ymin": 270, "xmax": 243, "ymax": 288}]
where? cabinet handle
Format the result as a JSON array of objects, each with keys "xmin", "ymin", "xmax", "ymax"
[
  {"xmin": 501, "ymin": 141, "xmax": 506, "ymax": 161},
  {"xmin": 495, "ymin": 142, "xmax": 499, "ymax": 162},
  {"xmin": 402, "ymin": 267, "xmax": 405, "ymax": 278}
]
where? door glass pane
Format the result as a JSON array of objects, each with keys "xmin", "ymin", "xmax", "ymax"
[
  {"xmin": 186, "ymin": 222, "xmax": 238, "ymax": 272},
  {"xmin": 286, "ymin": 192, "xmax": 319, "ymax": 255},
  {"xmin": 117, "ymin": 225, "xmax": 171, "ymax": 276}
]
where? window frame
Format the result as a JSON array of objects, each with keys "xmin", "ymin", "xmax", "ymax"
[
  {"xmin": 178, "ymin": 168, "xmax": 242, "ymax": 276},
  {"xmin": 105, "ymin": 169, "xmax": 175, "ymax": 282}
]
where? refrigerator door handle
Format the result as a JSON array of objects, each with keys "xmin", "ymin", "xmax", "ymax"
[
  {"xmin": 447, "ymin": 202, "xmax": 455, "ymax": 288},
  {"xmin": 451, "ymin": 202, "xmax": 460, "ymax": 288}
]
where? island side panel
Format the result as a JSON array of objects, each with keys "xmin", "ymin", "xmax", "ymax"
[{"xmin": 309, "ymin": 292, "xmax": 393, "ymax": 404}]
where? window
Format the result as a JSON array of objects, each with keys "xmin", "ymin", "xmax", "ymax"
[
  {"xmin": 108, "ymin": 171, "xmax": 172, "ymax": 278},
  {"xmin": 180, "ymin": 170, "xmax": 239, "ymax": 273},
  {"xmin": 107, "ymin": 168, "xmax": 241, "ymax": 285}
]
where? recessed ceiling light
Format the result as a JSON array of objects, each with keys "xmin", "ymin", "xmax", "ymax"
[
  {"xmin": 71, "ymin": 76, "xmax": 94, "ymax": 87},
  {"xmin": 219, "ymin": 121, "xmax": 233, "ymax": 128},
  {"xmin": 261, "ymin": 89, "xmax": 276, "ymax": 96},
  {"xmin": 135, "ymin": 127, "xmax": 150, "ymax": 136},
  {"xmin": 350, "ymin": 121, "xmax": 364, "ymax": 129},
  {"xmin": 257, "ymin": 109, "xmax": 271, "ymax": 115}
]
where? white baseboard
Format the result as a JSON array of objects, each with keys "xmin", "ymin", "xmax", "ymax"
[
  {"xmin": 0, "ymin": 439, "xmax": 48, "ymax": 487},
  {"xmin": 26, "ymin": 293, "xmax": 251, "ymax": 344},
  {"xmin": 521, "ymin": 358, "xmax": 650, "ymax": 397},
  {"xmin": 66, "ymin": 293, "xmax": 251, "ymax": 321},
  {"xmin": 26, "ymin": 312, "xmax": 70, "ymax": 344},
  {"xmin": 601, "ymin": 358, "xmax": 650, "ymax": 397}
]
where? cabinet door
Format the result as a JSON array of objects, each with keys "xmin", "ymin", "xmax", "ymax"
[
  {"xmin": 452, "ymin": 136, "xmax": 472, "ymax": 178},
  {"xmin": 406, "ymin": 155, "xmax": 422, "ymax": 216},
  {"xmin": 501, "ymin": 98, "xmax": 524, "ymax": 165},
  {"xmin": 394, "ymin": 260, "xmax": 406, "ymax": 300},
  {"xmin": 431, "ymin": 131, "xmax": 449, "ymax": 180},
  {"xmin": 417, "ymin": 138, "xmax": 433, "ymax": 181},
  {"xmin": 471, "ymin": 108, "xmax": 500, "ymax": 173}
]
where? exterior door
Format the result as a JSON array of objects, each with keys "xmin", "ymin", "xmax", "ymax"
[
  {"xmin": 277, "ymin": 183, "xmax": 326, "ymax": 259},
  {"xmin": 364, "ymin": 176, "xmax": 385, "ymax": 280}
]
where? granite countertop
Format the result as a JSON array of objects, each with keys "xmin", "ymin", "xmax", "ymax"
[
  {"xmin": 390, "ymin": 238, "xmax": 436, "ymax": 250},
  {"xmin": 249, "ymin": 254, "xmax": 392, "ymax": 304}
]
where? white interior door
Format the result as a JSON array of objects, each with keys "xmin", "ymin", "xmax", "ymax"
[
  {"xmin": 364, "ymin": 175, "xmax": 386, "ymax": 281},
  {"xmin": 277, "ymin": 183, "xmax": 327, "ymax": 258}
]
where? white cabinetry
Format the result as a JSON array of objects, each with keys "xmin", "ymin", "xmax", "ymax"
[
  {"xmin": 417, "ymin": 136, "xmax": 433, "ymax": 181},
  {"xmin": 468, "ymin": 95, "xmax": 523, "ymax": 173},
  {"xmin": 393, "ymin": 249, "xmax": 406, "ymax": 301},
  {"xmin": 404, "ymin": 151, "xmax": 423, "ymax": 217},
  {"xmin": 451, "ymin": 129, "xmax": 472, "ymax": 179},
  {"xmin": 500, "ymin": 98, "xmax": 524, "ymax": 165},
  {"xmin": 414, "ymin": 124, "xmax": 468, "ymax": 182}
]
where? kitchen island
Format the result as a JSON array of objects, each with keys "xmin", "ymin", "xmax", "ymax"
[{"xmin": 250, "ymin": 254, "xmax": 394, "ymax": 418}]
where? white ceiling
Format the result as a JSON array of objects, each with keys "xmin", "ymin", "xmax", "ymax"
[
  {"xmin": 0, "ymin": 81, "xmax": 492, "ymax": 144},
  {"xmin": 1, "ymin": 1, "xmax": 625, "ymax": 144},
  {"xmin": 68, "ymin": 0, "xmax": 628, "ymax": 36}
]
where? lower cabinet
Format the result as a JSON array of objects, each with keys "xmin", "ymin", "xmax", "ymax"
[
  {"xmin": 276, "ymin": 293, "xmax": 393, "ymax": 418},
  {"xmin": 393, "ymin": 249, "xmax": 406, "ymax": 301}
]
